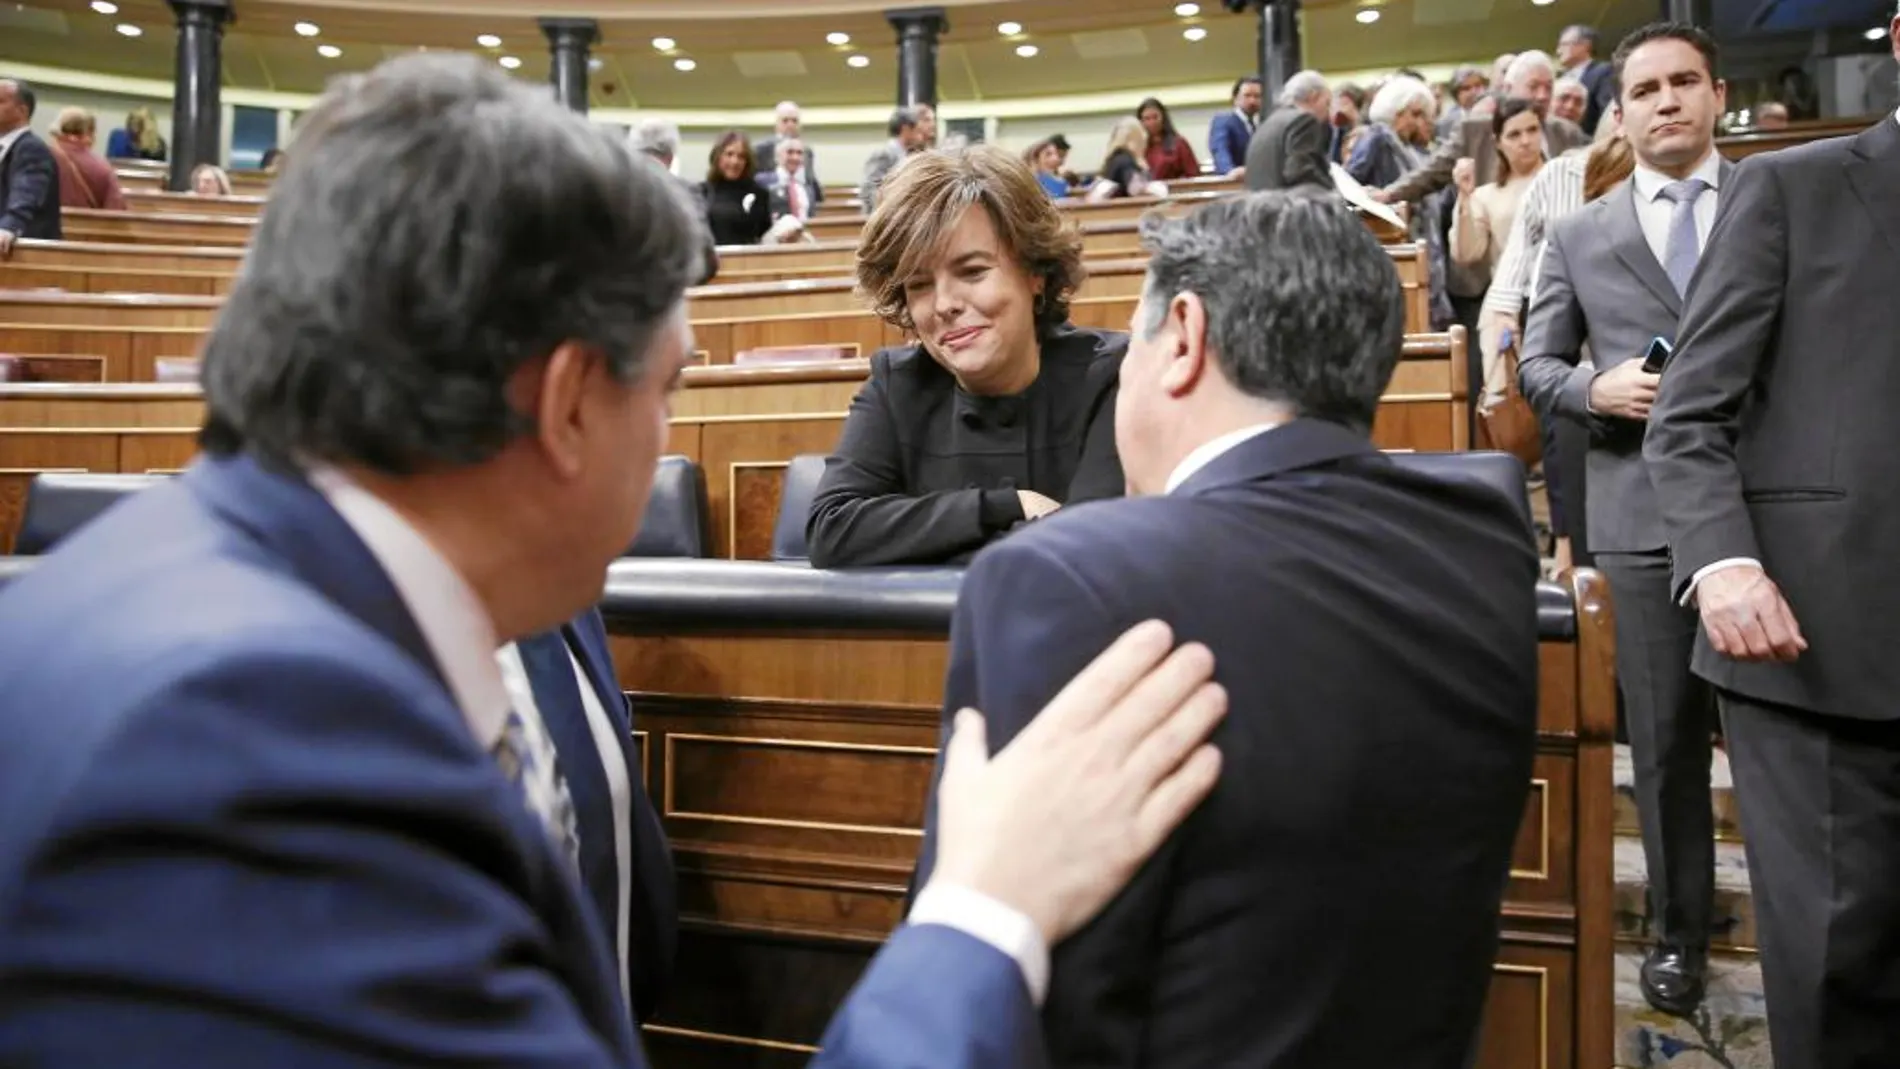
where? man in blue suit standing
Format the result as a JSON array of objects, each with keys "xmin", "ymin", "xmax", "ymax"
[
  {"xmin": 913, "ymin": 193, "xmax": 1541, "ymax": 1067},
  {"xmin": 1207, "ymin": 76, "xmax": 1263, "ymax": 176},
  {"xmin": 0, "ymin": 54, "xmax": 1229, "ymax": 1068}
]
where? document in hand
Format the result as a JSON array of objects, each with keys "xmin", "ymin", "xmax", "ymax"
[{"xmin": 1329, "ymin": 162, "xmax": 1407, "ymax": 231}]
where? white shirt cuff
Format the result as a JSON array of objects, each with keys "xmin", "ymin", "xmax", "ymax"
[
  {"xmin": 907, "ymin": 881, "xmax": 1050, "ymax": 1007},
  {"xmin": 1682, "ymin": 558, "xmax": 1762, "ymax": 606}
]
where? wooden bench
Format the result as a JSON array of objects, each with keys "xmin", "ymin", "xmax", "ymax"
[
  {"xmin": 0, "ymin": 331, "xmax": 1464, "ymax": 555},
  {"xmin": 594, "ymin": 559, "xmax": 1614, "ymax": 1069},
  {"xmin": 60, "ymin": 208, "xmax": 256, "ymax": 248},
  {"xmin": 122, "ymin": 191, "xmax": 270, "ymax": 218}
]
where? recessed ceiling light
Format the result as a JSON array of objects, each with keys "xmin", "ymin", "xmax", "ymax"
[
  {"xmin": 652, "ymin": 36, "xmax": 676, "ymax": 51},
  {"xmin": 476, "ymin": 33, "xmax": 502, "ymax": 48},
  {"xmin": 1356, "ymin": 8, "xmax": 1381, "ymax": 23},
  {"xmin": 847, "ymin": 54, "xmax": 870, "ymax": 68},
  {"xmin": 114, "ymin": 23, "xmax": 141, "ymax": 36},
  {"xmin": 1183, "ymin": 26, "xmax": 1208, "ymax": 41},
  {"xmin": 826, "ymin": 31, "xmax": 851, "ymax": 45},
  {"xmin": 89, "ymin": 1, "xmax": 117, "ymax": 14},
  {"xmin": 498, "ymin": 55, "xmax": 521, "ymax": 69},
  {"xmin": 674, "ymin": 57, "xmax": 697, "ymax": 71},
  {"xmin": 1174, "ymin": 2, "xmax": 1200, "ymax": 15},
  {"xmin": 293, "ymin": 21, "xmax": 320, "ymax": 36},
  {"xmin": 1531, "ymin": 0, "xmax": 1555, "ymax": 5},
  {"xmin": 1015, "ymin": 43, "xmax": 1039, "ymax": 57},
  {"xmin": 1866, "ymin": 25, "xmax": 1888, "ymax": 40},
  {"xmin": 998, "ymin": 21, "xmax": 1023, "ymax": 35},
  {"xmin": 317, "ymin": 44, "xmax": 342, "ymax": 57},
  {"xmin": 588, "ymin": 56, "xmax": 603, "ymax": 71}
]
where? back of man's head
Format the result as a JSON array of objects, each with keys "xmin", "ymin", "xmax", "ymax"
[
  {"xmin": 200, "ymin": 53, "xmax": 702, "ymax": 475},
  {"xmin": 1279, "ymin": 70, "xmax": 1330, "ymax": 114},
  {"xmin": 1116, "ymin": 192, "xmax": 1403, "ymax": 491},
  {"xmin": 0, "ymin": 78, "xmax": 34, "ymax": 132},
  {"xmin": 628, "ymin": 117, "xmax": 680, "ymax": 165},
  {"xmin": 888, "ymin": 106, "xmax": 919, "ymax": 139}
]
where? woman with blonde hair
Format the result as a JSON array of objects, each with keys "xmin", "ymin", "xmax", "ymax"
[
  {"xmin": 1089, "ymin": 117, "xmax": 1159, "ymax": 200},
  {"xmin": 806, "ymin": 144, "xmax": 1125, "ymax": 567},
  {"xmin": 189, "ymin": 163, "xmax": 233, "ymax": 197},
  {"xmin": 105, "ymin": 107, "xmax": 166, "ymax": 161}
]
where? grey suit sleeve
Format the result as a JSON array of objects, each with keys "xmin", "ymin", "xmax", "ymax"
[
  {"xmin": 1282, "ymin": 112, "xmax": 1333, "ymax": 189},
  {"xmin": 1381, "ymin": 134, "xmax": 1456, "ymax": 205},
  {"xmin": 1644, "ymin": 156, "xmax": 1784, "ymax": 592},
  {"xmin": 859, "ymin": 150, "xmax": 894, "ymax": 213},
  {"xmin": 1518, "ymin": 224, "xmax": 1600, "ymax": 428}
]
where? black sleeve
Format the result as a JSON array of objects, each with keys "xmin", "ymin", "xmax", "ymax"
[
  {"xmin": 747, "ymin": 181, "xmax": 773, "ymax": 242},
  {"xmin": 805, "ymin": 361, "xmax": 1025, "ymax": 568},
  {"xmin": 1066, "ymin": 350, "xmax": 1127, "ymax": 503},
  {"xmin": 1104, "ymin": 151, "xmax": 1141, "ymax": 194}
]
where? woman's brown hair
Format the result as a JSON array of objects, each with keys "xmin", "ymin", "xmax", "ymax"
[
  {"xmin": 1582, "ymin": 133, "xmax": 1634, "ymax": 203},
  {"xmin": 856, "ymin": 144, "xmax": 1085, "ymax": 334},
  {"xmin": 704, "ymin": 130, "xmax": 755, "ymax": 184},
  {"xmin": 1490, "ymin": 97, "xmax": 1544, "ymax": 188}
]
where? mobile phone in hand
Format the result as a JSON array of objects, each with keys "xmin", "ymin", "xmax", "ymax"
[{"xmin": 1641, "ymin": 336, "xmax": 1673, "ymax": 375}]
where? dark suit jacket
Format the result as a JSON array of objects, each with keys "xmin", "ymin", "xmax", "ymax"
[
  {"xmin": 0, "ymin": 130, "xmax": 62, "ymax": 239},
  {"xmin": 806, "ymin": 325, "xmax": 1126, "ymax": 568},
  {"xmin": 914, "ymin": 419, "xmax": 1541, "ymax": 1069},
  {"xmin": 1208, "ymin": 111, "xmax": 1254, "ymax": 174},
  {"xmin": 0, "ymin": 451, "xmax": 1049, "ymax": 1069},
  {"xmin": 1384, "ymin": 113, "xmax": 1587, "ymax": 205},
  {"xmin": 1575, "ymin": 60, "xmax": 1616, "ymax": 137},
  {"xmin": 752, "ymin": 136, "xmax": 822, "ymax": 204},
  {"xmin": 1646, "ymin": 118, "xmax": 1900, "ymax": 719},
  {"xmin": 1521, "ymin": 160, "xmax": 1734, "ymax": 555},
  {"xmin": 1244, "ymin": 105, "xmax": 1334, "ymax": 193}
]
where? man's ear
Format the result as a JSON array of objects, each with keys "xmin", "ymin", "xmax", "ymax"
[
  {"xmin": 523, "ymin": 341, "xmax": 592, "ymax": 481},
  {"xmin": 1157, "ymin": 292, "xmax": 1210, "ymax": 398}
]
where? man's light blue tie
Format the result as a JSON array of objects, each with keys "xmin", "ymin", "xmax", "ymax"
[{"xmin": 1659, "ymin": 178, "xmax": 1710, "ymax": 298}]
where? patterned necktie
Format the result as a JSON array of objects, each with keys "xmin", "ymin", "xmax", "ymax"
[
  {"xmin": 1658, "ymin": 177, "xmax": 1710, "ymax": 297},
  {"xmin": 494, "ymin": 705, "xmax": 582, "ymax": 872}
]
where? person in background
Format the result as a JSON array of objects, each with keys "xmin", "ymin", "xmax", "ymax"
[
  {"xmin": 1207, "ymin": 76, "xmax": 1263, "ymax": 176},
  {"xmin": 189, "ymin": 163, "xmax": 233, "ymax": 197},
  {"xmin": 1349, "ymin": 76, "xmax": 1450, "ymax": 329},
  {"xmin": 1752, "ymin": 100, "xmax": 1789, "ymax": 129},
  {"xmin": 751, "ymin": 100, "xmax": 822, "ymax": 209},
  {"xmin": 0, "ymin": 77, "xmax": 59, "ymax": 258},
  {"xmin": 763, "ymin": 137, "xmax": 813, "ymax": 224},
  {"xmin": 1437, "ymin": 65, "xmax": 1489, "ymax": 139},
  {"xmin": 48, "ymin": 106, "xmax": 127, "ymax": 211},
  {"xmin": 698, "ymin": 130, "xmax": 770, "ymax": 246},
  {"xmin": 1091, "ymin": 118, "xmax": 1158, "ymax": 200},
  {"xmin": 1378, "ymin": 50, "xmax": 1587, "ymax": 206},
  {"xmin": 859, "ymin": 107, "xmax": 927, "ymax": 212},
  {"xmin": 1022, "ymin": 138, "xmax": 1069, "ymax": 199},
  {"xmin": 1136, "ymin": 98, "xmax": 1200, "ymax": 181},
  {"xmin": 1491, "ymin": 53, "xmax": 1519, "ymax": 90},
  {"xmin": 1244, "ymin": 69, "xmax": 1333, "ymax": 192},
  {"xmin": 1556, "ymin": 23, "xmax": 1618, "ymax": 135},
  {"xmin": 259, "ymin": 147, "xmax": 286, "ymax": 174},
  {"xmin": 807, "ymin": 145, "xmax": 1125, "ymax": 568},
  {"xmin": 105, "ymin": 106, "xmax": 166, "ymax": 161},
  {"xmin": 915, "ymin": 102, "xmax": 940, "ymax": 148},
  {"xmin": 1048, "ymin": 132, "xmax": 1078, "ymax": 186},
  {"xmin": 1552, "ymin": 76, "xmax": 1590, "ymax": 129},
  {"xmin": 1449, "ymin": 97, "xmax": 1545, "ymax": 412},
  {"xmin": 1331, "ymin": 82, "xmax": 1367, "ymax": 163}
]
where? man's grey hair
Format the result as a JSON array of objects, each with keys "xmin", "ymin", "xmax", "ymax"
[
  {"xmin": 774, "ymin": 137, "xmax": 805, "ymax": 167},
  {"xmin": 1368, "ymin": 76, "xmax": 1435, "ymax": 127},
  {"xmin": 628, "ymin": 117, "xmax": 680, "ymax": 162},
  {"xmin": 200, "ymin": 53, "xmax": 703, "ymax": 474},
  {"xmin": 1560, "ymin": 24, "xmax": 1599, "ymax": 49},
  {"xmin": 1506, "ymin": 50, "xmax": 1557, "ymax": 90},
  {"xmin": 1279, "ymin": 69, "xmax": 1329, "ymax": 107},
  {"xmin": 1137, "ymin": 192, "xmax": 1404, "ymax": 429},
  {"xmin": 1553, "ymin": 74, "xmax": 1588, "ymax": 98},
  {"xmin": 887, "ymin": 106, "xmax": 919, "ymax": 137}
]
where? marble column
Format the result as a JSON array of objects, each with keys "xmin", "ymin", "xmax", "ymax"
[
  {"xmin": 1255, "ymin": 0, "xmax": 1302, "ymax": 106},
  {"xmin": 1663, "ymin": 0, "xmax": 1713, "ymax": 26},
  {"xmin": 886, "ymin": 7, "xmax": 949, "ymax": 111},
  {"xmin": 166, "ymin": 0, "xmax": 232, "ymax": 192},
  {"xmin": 539, "ymin": 18, "xmax": 599, "ymax": 113}
]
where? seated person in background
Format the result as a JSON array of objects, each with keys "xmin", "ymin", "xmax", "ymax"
[
  {"xmin": 48, "ymin": 107, "xmax": 128, "ymax": 211},
  {"xmin": 912, "ymin": 190, "xmax": 1542, "ymax": 1069},
  {"xmin": 1753, "ymin": 100, "xmax": 1789, "ymax": 130},
  {"xmin": 807, "ymin": 145, "xmax": 1125, "ymax": 568},
  {"xmin": 189, "ymin": 163, "xmax": 233, "ymax": 196},
  {"xmin": 1089, "ymin": 117, "xmax": 1161, "ymax": 201},
  {"xmin": 1022, "ymin": 138, "xmax": 1069, "ymax": 199},
  {"xmin": 1137, "ymin": 98, "xmax": 1201, "ymax": 181},
  {"xmin": 105, "ymin": 106, "xmax": 165, "ymax": 161},
  {"xmin": 259, "ymin": 147, "xmax": 286, "ymax": 173},
  {"xmin": 698, "ymin": 130, "xmax": 770, "ymax": 246}
]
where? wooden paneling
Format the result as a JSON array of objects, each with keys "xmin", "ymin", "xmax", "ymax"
[{"xmin": 698, "ymin": 417, "xmax": 848, "ymax": 559}]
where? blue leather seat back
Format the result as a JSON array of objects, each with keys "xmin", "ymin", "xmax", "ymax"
[
  {"xmin": 624, "ymin": 455, "xmax": 711, "ymax": 558},
  {"xmin": 770, "ymin": 454, "xmax": 828, "ymax": 564},
  {"xmin": 15, "ymin": 473, "xmax": 170, "ymax": 556},
  {"xmin": 1387, "ymin": 450, "xmax": 1533, "ymax": 538}
]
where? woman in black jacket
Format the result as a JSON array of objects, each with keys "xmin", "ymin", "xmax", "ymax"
[
  {"xmin": 698, "ymin": 130, "xmax": 771, "ymax": 246},
  {"xmin": 805, "ymin": 144, "xmax": 1125, "ymax": 568}
]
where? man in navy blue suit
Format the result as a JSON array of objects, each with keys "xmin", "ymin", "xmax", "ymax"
[
  {"xmin": 1207, "ymin": 76, "xmax": 1263, "ymax": 176},
  {"xmin": 0, "ymin": 77, "xmax": 61, "ymax": 256},
  {"xmin": 0, "ymin": 54, "xmax": 1230, "ymax": 1068},
  {"xmin": 914, "ymin": 192, "xmax": 1541, "ymax": 1067}
]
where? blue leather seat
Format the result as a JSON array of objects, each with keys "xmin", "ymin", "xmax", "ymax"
[
  {"xmin": 15, "ymin": 473, "xmax": 170, "ymax": 556},
  {"xmin": 769, "ymin": 454, "xmax": 828, "ymax": 564},
  {"xmin": 624, "ymin": 455, "xmax": 711, "ymax": 558}
]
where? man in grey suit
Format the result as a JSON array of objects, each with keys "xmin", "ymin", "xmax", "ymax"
[
  {"xmin": 1643, "ymin": 6, "xmax": 1900, "ymax": 1064},
  {"xmin": 1377, "ymin": 49, "xmax": 1588, "ymax": 205},
  {"xmin": 858, "ymin": 107, "xmax": 926, "ymax": 213},
  {"xmin": 1243, "ymin": 69, "xmax": 1334, "ymax": 193},
  {"xmin": 752, "ymin": 101, "xmax": 822, "ymax": 208},
  {"xmin": 1520, "ymin": 21, "xmax": 1728, "ymax": 1019}
]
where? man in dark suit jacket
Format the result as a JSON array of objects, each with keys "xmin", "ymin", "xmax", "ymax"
[
  {"xmin": 1244, "ymin": 69, "xmax": 1335, "ymax": 192},
  {"xmin": 1644, "ymin": 13, "xmax": 1900, "ymax": 1064},
  {"xmin": 913, "ymin": 191, "xmax": 1539, "ymax": 1069},
  {"xmin": 1378, "ymin": 50, "xmax": 1587, "ymax": 205},
  {"xmin": 1206, "ymin": 75, "xmax": 1262, "ymax": 175},
  {"xmin": 753, "ymin": 100, "xmax": 822, "ymax": 207},
  {"xmin": 1557, "ymin": 24, "xmax": 1618, "ymax": 135},
  {"xmin": 0, "ymin": 53, "xmax": 1229, "ymax": 1069},
  {"xmin": 0, "ymin": 77, "xmax": 61, "ymax": 257},
  {"xmin": 1520, "ymin": 21, "xmax": 1731, "ymax": 1017}
]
